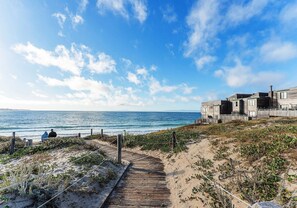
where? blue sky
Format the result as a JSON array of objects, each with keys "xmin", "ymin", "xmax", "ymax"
[{"xmin": 0, "ymin": 0, "xmax": 297, "ymax": 111}]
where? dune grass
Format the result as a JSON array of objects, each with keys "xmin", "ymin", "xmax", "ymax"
[{"xmin": 124, "ymin": 128, "xmax": 200, "ymax": 152}]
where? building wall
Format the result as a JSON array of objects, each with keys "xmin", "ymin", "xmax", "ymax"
[
  {"xmin": 232, "ymin": 100, "xmax": 245, "ymax": 114},
  {"xmin": 275, "ymin": 88, "xmax": 297, "ymax": 110},
  {"xmin": 201, "ymin": 101, "xmax": 220, "ymax": 119},
  {"xmin": 232, "ymin": 101, "xmax": 240, "ymax": 113},
  {"xmin": 247, "ymin": 97, "xmax": 270, "ymax": 117},
  {"xmin": 220, "ymin": 101, "xmax": 232, "ymax": 115}
]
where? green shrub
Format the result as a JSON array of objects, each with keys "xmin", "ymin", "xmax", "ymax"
[
  {"xmin": 124, "ymin": 130, "xmax": 199, "ymax": 152},
  {"xmin": 70, "ymin": 152, "xmax": 105, "ymax": 167},
  {"xmin": 11, "ymin": 137, "xmax": 86, "ymax": 159}
]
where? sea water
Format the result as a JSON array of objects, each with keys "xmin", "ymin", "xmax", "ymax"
[{"xmin": 0, "ymin": 111, "xmax": 201, "ymax": 141}]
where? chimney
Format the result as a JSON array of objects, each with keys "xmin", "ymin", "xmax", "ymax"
[{"xmin": 270, "ymin": 85, "xmax": 274, "ymax": 108}]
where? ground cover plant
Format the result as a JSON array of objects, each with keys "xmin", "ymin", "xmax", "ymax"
[
  {"xmin": 124, "ymin": 128, "xmax": 200, "ymax": 152},
  {"xmin": 189, "ymin": 117, "xmax": 297, "ymax": 207},
  {"xmin": 7, "ymin": 137, "xmax": 87, "ymax": 160},
  {"xmin": 0, "ymin": 136, "xmax": 25, "ymax": 154},
  {"xmin": 0, "ymin": 137, "xmax": 124, "ymax": 207}
]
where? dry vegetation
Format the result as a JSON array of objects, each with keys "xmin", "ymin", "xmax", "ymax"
[
  {"xmin": 1, "ymin": 117, "xmax": 297, "ymax": 207},
  {"xmin": 121, "ymin": 117, "xmax": 297, "ymax": 207},
  {"xmin": 0, "ymin": 137, "xmax": 124, "ymax": 208}
]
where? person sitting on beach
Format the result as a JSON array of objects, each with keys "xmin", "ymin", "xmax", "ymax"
[
  {"xmin": 48, "ymin": 129, "xmax": 57, "ymax": 138},
  {"xmin": 41, "ymin": 131, "xmax": 48, "ymax": 142}
]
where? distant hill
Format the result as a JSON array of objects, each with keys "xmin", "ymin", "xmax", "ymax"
[{"xmin": 0, "ymin": 108, "xmax": 30, "ymax": 111}]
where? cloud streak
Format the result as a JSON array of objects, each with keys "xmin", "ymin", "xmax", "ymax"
[
  {"xmin": 215, "ymin": 59, "xmax": 283, "ymax": 87},
  {"xmin": 260, "ymin": 40, "xmax": 297, "ymax": 62},
  {"xmin": 12, "ymin": 42, "xmax": 117, "ymax": 75},
  {"xmin": 97, "ymin": 0, "xmax": 148, "ymax": 23}
]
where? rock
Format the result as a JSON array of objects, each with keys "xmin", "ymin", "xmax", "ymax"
[{"xmin": 251, "ymin": 202, "xmax": 282, "ymax": 208}]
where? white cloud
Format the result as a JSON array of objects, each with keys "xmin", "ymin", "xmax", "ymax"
[
  {"xmin": 12, "ymin": 42, "xmax": 85, "ymax": 75},
  {"xmin": 184, "ymin": 0, "xmax": 220, "ymax": 57},
  {"xmin": 10, "ymin": 74, "xmax": 17, "ymax": 80},
  {"xmin": 214, "ymin": 69, "xmax": 224, "ymax": 77},
  {"xmin": 38, "ymin": 75, "xmax": 112, "ymax": 97},
  {"xmin": 27, "ymin": 82, "xmax": 34, "ymax": 88},
  {"xmin": 195, "ymin": 55, "xmax": 216, "ymax": 70},
  {"xmin": 260, "ymin": 40, "xmax": 297, "ymax": 62},
  {"xmin": 72, "ymin": 15, "xmax": 84, "ymax": 26},
  {"xmin": 96, "ymin": 0, "xmax": 148, "ymax": 23},
  {"xmin": 52, "ymin": 13, "xmax": 67, "ymax": 29},
  {"xmin": 184, "ymin": 0, "xmax": 270, "ymax": 70},
  {"xmin": 12, "ymin": 42, "xmax": 117, "ymax": 75},
  {"xmin": 150, "ymin": 65, "xmax": 157, "ymax": 71},
  {"xmin": 38, "ymin": 75, "xmax": 65, "ymax": 86},
  {"xmin": 215, "ymin": 59, "xmax": 283, "ymax": 87},
  {"xmin": 32, "ymin": 90, "xmax": 48, "ymax": 98},
  {"xmin": 37, "ymin": 74, "xmax": 145, "ymax": 107},
  {"xmin": 161, "ymin": 4, "xmax": 177, "ymax": 23},
  {"xmin": 136, "ymin": 67, "xmax": 148, "ymax": 77},
  {"xmin": 130, "ymin": 0, "xmax": 147, "ymax": 23},
  {"xmin": 127, "ymin": 72, "xmax": 141, "ymax": 85},
  {"xmin": 182, "ymin": 84, "xmax": 196, "ymax": 95},
  {"xmin": 121, "ymin": 58, "xmax": 133, "ymax": 68},
  {"xmin": 149, "ymin": 77, "xmax": 178, "ymax": 95},
  {"xmin": 88, "ymin": 53, "xmax": 117, "ymax": 73},
  {"xmin": 78, "ymin": 0, "xmax": 89, "ymax": 13},
  {"xmin": 97, "ymin": 0, "xmax": 128, "ymax": 18},
  {"xmin": 280, "ymin": 2, "xmax": 297, "ymax": 23},
  {"xmin": 165, "ymin": 43, "xmax": 175, "ymax": 56},
  {"xmin": 226, "ymin": 0, "xmax": 269, "ymax": 25},
  {"xmin": 58, "ymin": 31, "xmax": 65, "ymax": 37}
]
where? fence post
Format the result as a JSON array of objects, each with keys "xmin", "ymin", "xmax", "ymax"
[
  {"xmin": 172, "ymin": 131, "xmax": 176, "ymax": 151},
  {"xmin": 28, "ymin": 139, "xmax": 33, "ymax": 147},
  {"xmin": 91, "ymin": 129, "xmax": 93, "ymax": 136},
  {"xmin": 10, "ymin": 132, "xmax": 16, "ymax": 155},
  {"xmin": 78, "ymin": 133, "xmax": 81, "ymax": 138},
  {"xmin": 101, "ymin": 129, "xmax": 104, "ymax": 137},
  {"xmin": 117, "ymin": 134, "xmax": 122, "ymax": 164}
]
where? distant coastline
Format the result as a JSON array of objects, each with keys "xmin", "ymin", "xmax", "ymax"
[
  {"xmin": 0, "ymin": 109, "xmax": 199, "ymax": 113},
  {"xmin": 0, "ymin": 108, "xmax": 30, "ymax": 111}
]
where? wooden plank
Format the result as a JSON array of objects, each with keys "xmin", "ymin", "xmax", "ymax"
[{"xmin": 96, "ymin": 142, "xmax": 171, "ymax": 208}]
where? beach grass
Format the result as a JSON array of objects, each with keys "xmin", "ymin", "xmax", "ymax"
[
  {"xmin": 190, "ymin": 117, "xmax": 297, "ymax": 205},
  {"xmin": 124, "ymin": 128, "xmax": 200, "ymax": 152},
  {"xmin": 0, "ymin": 136, "xmax": 25, "ymax": 154}
]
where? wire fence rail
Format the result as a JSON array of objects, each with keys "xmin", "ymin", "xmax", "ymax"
[
  {"xmin": 37, "ymin": 158, "xmax": 108, "ymax": 208},
  {"xmin": 174, "ymin": 139, "xmax": 252, "ymax": 208}
]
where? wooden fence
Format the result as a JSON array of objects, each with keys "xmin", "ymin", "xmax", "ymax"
[{"xmin": 258, "ymin": 109, "xmax": 297, "ymax": 118}]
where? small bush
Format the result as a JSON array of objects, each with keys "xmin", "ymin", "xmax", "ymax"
[
  {"xmin": 0, "ymin": 137, "xmax": 25, "ymax": 154},
  {"xmin": 11, "ymin": 137, "xmax": 86, "ymax": 158},
  {"xmin": 70, "ymin": 152, "xmax": 105, "ymax": 167}
]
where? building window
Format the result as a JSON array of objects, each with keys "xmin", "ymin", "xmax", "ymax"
[
  {"xmin": 249, "ymin": 111, "xmax": 256, "ymax": 117},
  {"xmin": 235, "ymin": 102, "xmax": 238, "ymax": 107},
  {"xmin": 248, "ymin": 99, "xmax": 255, "ymax": 106},
  {"xmin": 280, "ymin": 92, "xmax": 288, "ymax": 99}
]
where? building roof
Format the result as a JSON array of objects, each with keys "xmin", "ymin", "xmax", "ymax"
[
  {"xmin": 275, "ymin": 86, "xmax": 297, "ymax": 92},
  {"xmin": 249, "ymin": 92, "xmax": 269, "ymax": 98},
  {"xmin": 201, "ymin": 100, "xmax": 229, "ymax": 106},
  {"xmin": 228, "ymin": 94, "xmax": 252, "ymax": 101}
]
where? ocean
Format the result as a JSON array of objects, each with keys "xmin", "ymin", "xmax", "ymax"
[{"xmin": 0, "ymin": 111, "xmax": 201, "ymax": 141}]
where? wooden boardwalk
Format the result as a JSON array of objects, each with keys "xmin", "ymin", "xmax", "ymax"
[{"xmin": 94, "ymin": 142, "xmax": 171, "ymax": 208}]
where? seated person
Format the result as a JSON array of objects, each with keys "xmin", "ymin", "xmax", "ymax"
[
  {"xmin": 41, "ymin": 131, "xmax": 48, "ymax": 142},
  {"xmin": 48, "ymin": 129, "xmax": 57, "ymax": 138}
]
